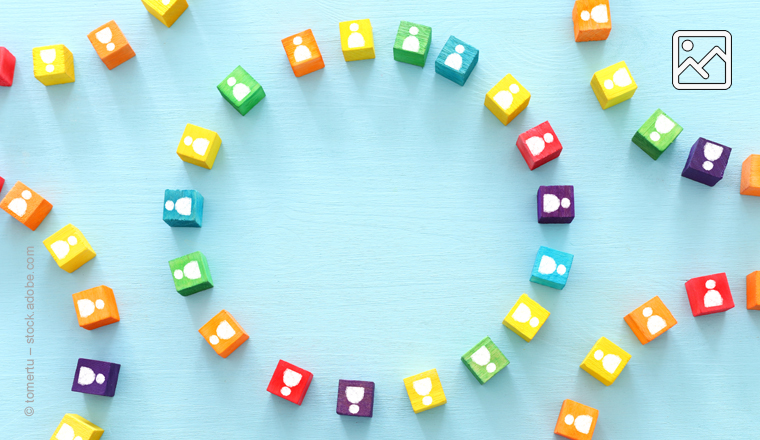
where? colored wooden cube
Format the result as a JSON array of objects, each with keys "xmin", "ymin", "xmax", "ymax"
[
  {"xmin": 177, "ymin": 124, "xmax": 221, "ymax": 169},
  {"xmin": 632, "ymin": 109, "xmax": 683, "ymax": 160},
  {"xmin": 282, "ymin": 29, "xmax": 324, "ymax": 77},
  {"xmin": 624, "ymin": 296, "xmax": 677, "ymax": 344},
  {"xmin": 43, "ymin": 224, "xmax": 96, "ymax": 273},
  {"xmin": 142, "ymin": 0, "xmax": 188, "ymax": 27},
  {"xmin": 339, "ymin": 19, "xmax": 375, "ymax": 61},
  {"xmin": 168, "ymin": 251, "xmax": 213, "ymax": 296},
  {"xmin": 485, "ymin": 74, "xmax": 531, "ymax": 125},
  {"xmin": 0, "ymin": 181, "xmax": 52, "ymax": 230},
  {"xmin": 741, "ymin": 155, "xmax": 760, "ymax": 196},
  {"xmin": 681, "ymin": 138, "xmax": 731, "ymax": 186},
  {"xmin": 71, "ymin": 358, "xmax": 120, "ymax": 397},
  {"xmin": 0, "ymin": 47, "xmax": 16, "ymax": 86},
  {"xmin": 590, "ymin": 61, "xmax": 636, "ymax": 109},
  {"xmin": 72, "ymin": 285, "xmax": 120, "ymax": 330},
  {"xmin": 267, "ymin": 360, "xmax": 313, "ymax": 405},
  {"xmin": 572, "ymin": 0, "xmax": 611, "ymax": 42},
  {"xmin": 87, "ymin": 21, "xmax": 135, "ymax": 70},
  {"xmin": 554, "ymin": 399, "xmax": 599, "ymax": 440},
  {"xmin": 51, "ymin": 414, "xmax": 103, "ymax": 440},
  {"xmin": 434, "ymin": 36, "xmax": 478, "ymax": 86},
  {"xmin": 516, "ymin": 121, "xmax": 562, "ymax": 170},
  {"xmin": 530, "ymin": 246, "xmax": 574, "ymax": 289},
  {"xmin": 461, "ymin": 336, "xmax": 509, "ymax": 384},
  {"xmin": 0, "ymin": 175, "xmax": 4, "ymax": 191},
  {"xmin": 580, "ymin": 337, "xmax": 630, "ymax": 386},
  {"xmin": 164, "ymin": 189, "xmax": 203, "ymax": 227},
  {"xmin": 403, "ymin": 368, "xmax": 446, "ymax": 413},
  {"xmin": 336, "ymin": 379, "xmax": 375, "ymax": 417},
  {"xmin": 199, "ymin": 309, "xmax": 249, "ymax": 358},
  {"xmin": 685, "ymin": 272, "xmax": 734, "ymax": 316},
  {"xmin": 747, "ymin": 271, "xmax": 760, "ymax": 310},
  {"xmin": 393, "ymin": 21, "xmax": 432, "ymax": 67},
  {"xmin": 217, "ymin": 65, "xmax": 265, "ymax": 115},
  {"xmin": 503, "ymin": 293, "xmax": 550, "ymax": 342},
  {"xmin": 538, "ymin": 185, "xmax": 574, "ymax": 224},
  {"xmin": 33, "ymin": 44, "xmax": 75, "ymax": 86}
]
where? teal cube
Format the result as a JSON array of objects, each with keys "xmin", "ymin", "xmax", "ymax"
[
  {"xmin": 163, "ymin": 189, "xmax": 203, "ymax": 227},
  {"xmin": 434, "ymin": 36, "xmax": 478, "ymax": 86},
  {"xmin": 632, "ymin": 109, "xmax": 683, "ymax": 160},
  {"xmin": 217, "ymin": 66, "xmax": 265, "ymax": 115},
  {"xmin": 169, "ymin": 251, "xmax": 213, "ymax": 296},
  {"xmin": 461, "ymin": 336, "xmax": 509, "ymax": 384},
  {"xmin": 530, "ymin": 246, "xmax": 574, "ymax": 290},
  {"xmin": 393, "ymin": 21, "xmax": 431, "ymax": 67}
]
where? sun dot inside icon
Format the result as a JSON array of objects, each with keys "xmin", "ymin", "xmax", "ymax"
[{"xmin": 681, "ymin": 39, "xmax": 694, "ymax": 51}]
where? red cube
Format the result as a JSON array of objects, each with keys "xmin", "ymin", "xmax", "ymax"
[
  {"xmin": 516, "ymin": 121, "xmax": 562, "ymax": 170},
  {"xmin": 0, "ymin": 175, "xmax": 4, "ymax": 192},
  {"xmin": 685, "ymin": 272, "xmax": 734, "ymax": 316},
  {"xmin": 0, "ymin": 47, "xmax": 16, "ymax": 87},
  {"xmin": 266, "ymin": 360, "xmax": 313, "ymax": 405}
]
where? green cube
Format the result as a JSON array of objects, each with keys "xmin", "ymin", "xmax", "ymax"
[
  {"xmin": 461, "ymin": 336, "xmax": 509, "ymax": 384},
  {"xmin": 217, "ymin": 66, "xmax": 265, "ymax": 116},
  {"xmin": 393, "ymin": 21, "xmax": 432, "ymax": 67},
  {"xmin": 169, "ymin": 251, "xmax": 213, "ymax": 296},
  {"xmin": 632, "ymin": 109, "xmax": 683, "ymax": 160}
]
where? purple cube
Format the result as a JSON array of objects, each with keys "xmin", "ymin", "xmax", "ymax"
[
  {"xmin": 537, "ymin": 185, "xmax": 575, "ymax": 224},
  {"xmin": 681, "ymin": 138, "xmax": 731, "ymax": 187},
  {"xmin": 71, "ymin": 358, "xmax": 120, "ymax": 397},
  {"xmin": 336, "ymin": 380, "xmax": 375, "ymax": 417}
]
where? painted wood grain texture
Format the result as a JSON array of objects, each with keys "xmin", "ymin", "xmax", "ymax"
[{"xmin": 1, "ymin": 0, "xmax": 760, "ymax": 438}]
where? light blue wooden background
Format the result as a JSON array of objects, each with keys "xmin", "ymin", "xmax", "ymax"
[{"xmin": 1, "ymin": 0, "xmax": 759, "ymax": 438}]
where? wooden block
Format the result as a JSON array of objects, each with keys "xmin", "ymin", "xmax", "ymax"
[
  {"xmin": 0, "ymin": 181, "xmax": 53, "ymax": 230},
  {"xmin": 168, "ymin": 251, "xmax": 213, "ymax": 296},
  {"xmin": 141, "ymin": 0, "xmax": 188, "ymax": 27},
  {"xmin": 72, "ymin": 285, "xmax": 120, "ymax": 330},
  {"xmin": 217, "ymin": 66, "xmax": 265, "ymax": 115},
  {"xmin": 685, "ymin": 272, "xmax": 734, "ymax": 316},
  {"xmin": 336, "ymin": 379, "xmax": 375, "ymax": 417},
  {"xmin": 537, "ymin": 185, "xmax": 574, "ymax": 224},
  {"xmin": 554, "ymin": 399, "xmax": 599, "ymax": 440},
  {"xmin": 0, "ymin": 175, "xmax": 4, "ymax": 191},
  {"xmin": 393, "ymin": 21, "xmax": 432, "ymax": 67},
  {"xmin": 682, "ymin": 138, "xmax": 731, "ymax": 186},
  {"xmin": 403, "ymin": 368, "xmax": 446, "ymax": 413},
  {"xmin": 580, "ymin": 337, "xmax": 630, "ymax": 386},
  {"xmin": 572, "ymin": 0, "xmax": 611, "ymax": 42},
  {"xmin": 87, "ymin": 21, "xmax": 135, "ymax": 70},
  {"xmin": 43, "ymin": 224, "xmax": 96, "ymax": 273},
  {"xmin": 51, "ymin": 414, "xmax": 103, "ymax": 440},
  {"xmin": 339, "ymin": 19, "xmax": 375, "ymax": 62},
  {"xmin": 164, "ymin": 189, "xmax": 203, "ymax": 227},
  {"xmin": 434, "ymin": 36, "xmax": 478, "ymax": 86},
  {"xmin": 747, "ymin": 271, "xmax": 760, "ymax": 310},
  {"xmin": 198, "ymin": 309, "xmax": 249, "ymax": 358},
  {"xmin": 461, "ymin": 336, "xmax": 509, "ymax": 384},
  {"xmin": 624, "ymin": 296, "xmax": 677, "ymax": 344},
  {"xmin": 516, "ymin": 121, "xmax": 562, "ymax": 170},
  {"xmin": 530, "ymin": 246, "xmax": 574, "ymax": 289},
  {"xmin": 71, "ymin": 358, "xmax": 120, "ymax": 397},
  {"xmin": 590, "ymin": 61, "xmax": 636, "ymax": 109},
  {"xmin": 176, "ymin": 124, "xmax": 221, "ymax": 169},
  {"xmin": 282, "ymin": 29, "xmax": 324, "ymax": 77},
  {"xmin": 741, "ymin": 155, "xmax": 760, "ymax": 196},
  {"xmin": 484, "ymin": 74, "xmax": 531, "ymax": 125},
  {"xmin": 33, "ymin": 44, "xmax": 75, "ymax": 86},
  {"xmin": 0, "ymin": 47, "xmax": 16, "ymax": 86},
  {"xmin": 266, "ymin": 360, "xmax": 314, "ymax": 405},
  {"xmin": 632, "ymin": 109, "xmax": 683, "ymax": 160},
  {"xmin": 503, "ymin": 293, "xmax": 550, "ymax": 342}
]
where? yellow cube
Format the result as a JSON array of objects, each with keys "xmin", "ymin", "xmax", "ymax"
[
  {"xmin": 177, "ymin": 124, "xmax": 222, "ymax": 169},
  {"xmin": 43, "ymin": 224, "xmax": 96, "ymax": 273},
  {"xmin": 142, "ymin": 0, "xmax": 188, "ymax": 27},
  {"xmin": 484, "ymin": 74, "xmax": 530, "ymax": 125},
  {"xmin": 403, "ymin": 368, "xmax": 446, "ymax": 413},
  {"xmin": 339, "ymin": 19, "xmax": 375, "ymax": 61},
  {"xmin": 50, "ymin": 414, "xmax": 103, "ymax": 440},
  {"xmin": 590, "ymin": 61, "xmax": 637, "ymax": 109},
  {"xmin": 580, "ymin": 337, "xmax": 631, "ymax": 386},
  {"xmin": 502, "ymin": 293, "xmax": 550, "ymax": 342},
  {"xmin": 33, "ymin": 45, "xmax": 75, "ymax": 86}
]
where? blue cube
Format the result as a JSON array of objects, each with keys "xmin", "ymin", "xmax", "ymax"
[
  {"xmin": 530, "ymin": 246, "xmax": 573, "ymax": 290},
  {"xmin": 434, "ymin": 36, "xmax": 479, "ymax": 86},
  {"xmin": 163, "ymin": 189, "xmax": 204, "ymax": 227}
]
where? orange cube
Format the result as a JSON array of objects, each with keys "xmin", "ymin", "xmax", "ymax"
[
  {"xmin": 72, "ymin": 285, "xmax": 120, "ymax": 330},
  {"xmin": 87, "ymin": 21, "xmax": 135, "ymax": 70},
  {"xmin": 740, "ymin": 155, "xmax": 760, "ymax": 196},
  {"xmin": 572, "ymin": 0, "xmax": 611, "ymax": 42},
  {"xmin": 554, "ymin": 399, "xmax": 598, "ymax": 440},
  {"xmin": 747, "ymin": 271, "xmax": 760, "ymax": 310},
  {"xmin": 624, "ymin": 296, "xmax": 677, "ymax": 344},
  {"xmin": 281, "ymin": 29, "xmax": 324, "ymax": 77},
  {"xmin": 0, "ymin": 181, "xmax": 52, "ymax": 230},
  {"xmin": 198, "ymin": 310, "xmax": 249, "ymax": 358}
]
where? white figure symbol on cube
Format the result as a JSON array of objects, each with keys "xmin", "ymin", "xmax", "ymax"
[
  {"xmin": 183, "ymin": 136, "xmax": 210, "ymax": 157},
  {"xmin": 703, "ymin": 279, "xmax": 723, "ymax": 307},
  {"xmin": 281, "ymin": 368, "xmax": 303, "ymax": 396},
  {"xmin": 565, "ymin": 413, "xmax": 594, "ymax": 435},
  {"xmin": 174, "ymin": 260, "xmax": 201, "ymax": 281},
  {"xmin": 494, "ymin": 84, "xmax": 521, "ymax": 110},
  {"xmin": 345, "ymin": 386, "xmax": 365, "ymax": 414},
  {"xmin": 40, "ymin": 48, "xmax": 57, "ymax": 73},
  {"xmin": 580, "ymin": 4, "xmax": 608, "ymax": 23},
  {"xmin": 293, "ymin": 36, "xmax": 312, "ymax": 62},
  {"xmin": 643, "ymin": 307, "xmax": 666, "ymax": 335},
  {"xmin": 208, "ymin": 320, "xmax": 236, "ymax": 345},
  {"xmin": 51, "ymin": 235, "xmax": 78, "ymax": 260},
  {"xmin": 444, "ymin": 45, "xmax": 465, "ymax": 70},
  {"xmin": 702, "ymin": 143, "xmax": 724, "ymax": 171},
  {"xmin": 527, "ymin": 132, "xmax": 554, "ymax": 156},
  {"xmin": 594, "ymin": 349, "xmax": 621, "ymax": 373},
  {"xmin": 166, "ymin": 197, "xmax": 192, "ymax": 216},
  {"xmin": 347, "ymin": 23, "xmax": 365, "ymax": 48},
  {"xmin": 538, "ymin": 255, "xmax": 567, "ymax": 276},
  {"xmin": 226, "ymin": 76, "xmax": 251, "ymax": 102},
  {"xmin": 543, "ymin": 194, "xmax": 570, "ymax": 214},
  {"xmin": 413, "ymin": 377, "xmax": 433, "ymax": 406},
  {"xmin": 78, "ymin": 366, "xmax": 106, "ymax": 386},
  {"xmin": 55, "ymin": 423, "xmax": 83, "ymax": 440},
  {"xmin": 95, "ymin": 27, "xmax": 116, "ymax": 51},
  {"xmin": 8, "ymin": 189, "xmax": 32, "ymax": 217},
  {"xmin": 603, "ymin": 68, "xmax": 632, "ymax": 90},
  {"xmin": 470, "ymin": 345, "xmax": 496, "ymax": 373},
  {"xmin": 402, "ymin": 26, "xmax": 420, "ymax": 52},
  {"xmin": 512, "ymin": 303, "xmax": 541, "ymax": 328},
  {"xmin": 649, "ymin": 114, "xmax": 676, "ymax": 142},
  {"xmin": 78, "ymin": 298, "xmax": 106, "ymax": 318}
]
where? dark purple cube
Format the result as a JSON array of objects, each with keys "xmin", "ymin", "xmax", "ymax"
[
  {"xmin": 681, "ymin": 138, "xmax": 731, "ymax": 187},
  {"xmin": 336, "ymin": 380, "xmax": 374, "ymax": 417},
  {"xmin": 71, "ymin": 358, "xmax": 120, "ymax": 397},
  {"xmin": 537, "ymin": 185, "xmax": 574, "ymax": 224}
]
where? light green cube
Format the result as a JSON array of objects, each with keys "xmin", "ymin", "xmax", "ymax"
[
  {"xmin": 393, "ymin": 21, "xmax": 431, "ymax": 67},
  {"xmin": 461, "ymin": 336, "xmax": 509, "ymax": 384},
  {"xmin": 168, "ymin": 251, "xmax": 213, "ymax": 296},
  {"xmin": 217, "ymin": 66, "xmax": 265, "ymax": 116},
  {"xmin": 632, "ymin": 109, "xmax": 683, "ymax": 160}
]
